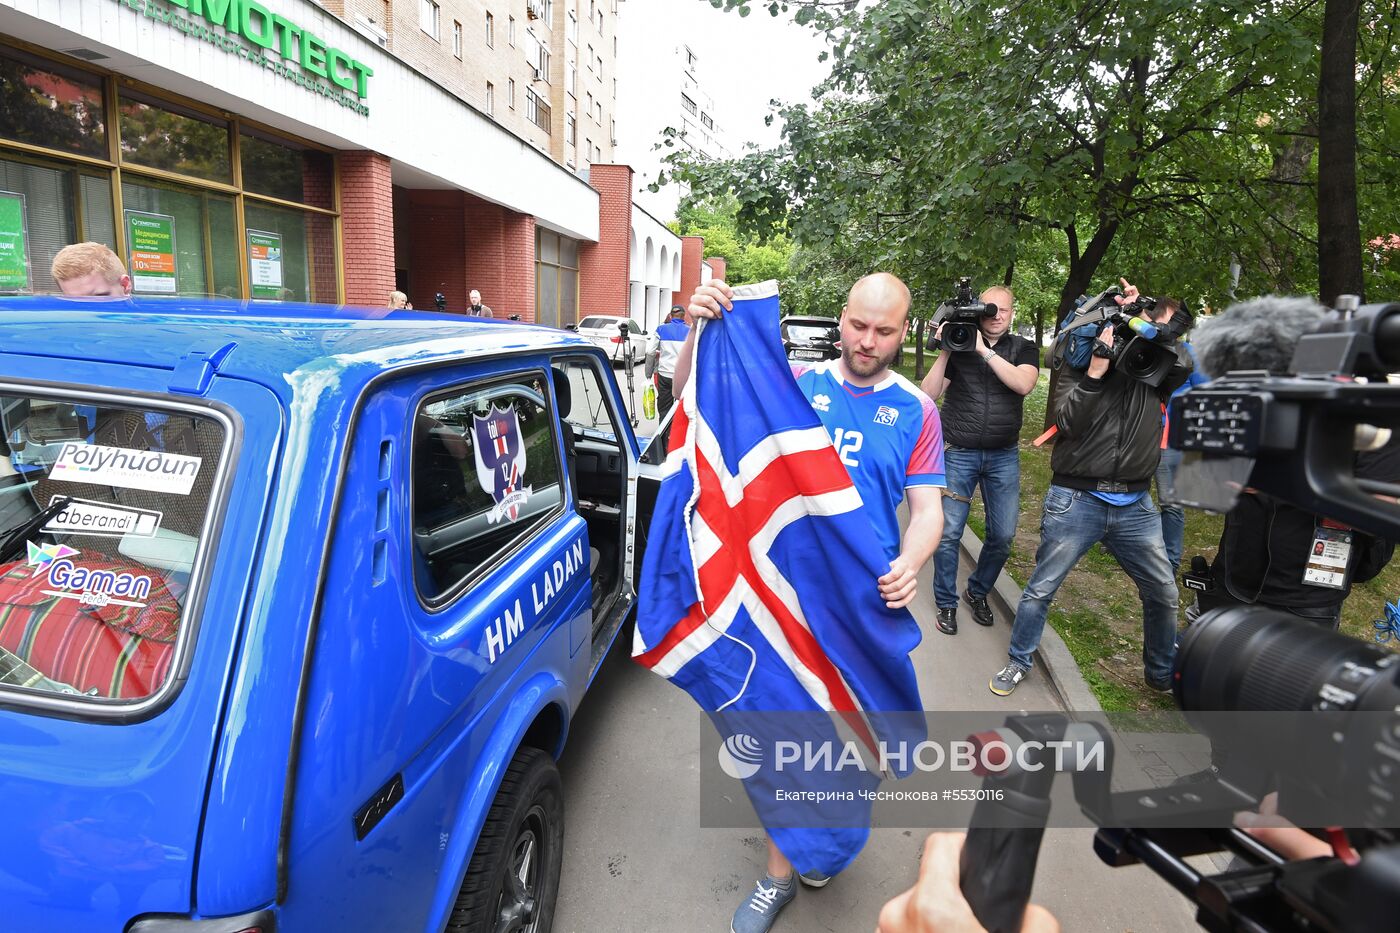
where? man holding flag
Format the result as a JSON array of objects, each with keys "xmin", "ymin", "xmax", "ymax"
[{"xmin": 637, "ymin": 274, "xmax": 945, "ymax": 933}]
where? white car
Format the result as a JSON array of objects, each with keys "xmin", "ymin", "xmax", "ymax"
[{"xmin": 574, "ymin": 314, "xmax": 648, "ymax": 365}]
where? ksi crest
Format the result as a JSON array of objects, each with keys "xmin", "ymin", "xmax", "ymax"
[{"xmin": 472, "ymin": 405, "xmax": 532, "ymax": 522}]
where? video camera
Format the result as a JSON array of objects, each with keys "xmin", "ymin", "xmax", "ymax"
[
  {"xmin": 961, "ymin": 300, "xmax": 1400, "ymax": 932},
  {"xmin": 1053, "ymin": 288, "xmax": 1185, "ymax": 386},
  {"xmin": 928, "ymin": 277, "xmax": 999, "ymax": 353}
]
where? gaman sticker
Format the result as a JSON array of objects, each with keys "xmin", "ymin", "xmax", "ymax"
[
  {"xmin": 49, "ymin": 443, "xmax": 201, "ymax": 495},
  {"xmin": 472, "ymin": 404, "xmax": 533, "ymax": 523},
  {"xmin": 43, "ymin": 496, "xmax": 162, "ymax": 539}
]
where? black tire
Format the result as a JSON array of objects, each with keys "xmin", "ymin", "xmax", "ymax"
[{"xmin": 447, "ymin": 748, "xmax": 564, "ymax": 933}]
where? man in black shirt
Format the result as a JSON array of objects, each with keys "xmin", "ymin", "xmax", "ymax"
[{"xmin": 920, "ymin": 286, "xmax": 1040, "ymax": 634}]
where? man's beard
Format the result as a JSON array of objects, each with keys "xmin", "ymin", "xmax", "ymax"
[{"xmin": 841, "ymin": 343, "xmax": 898, "ymax": 378}]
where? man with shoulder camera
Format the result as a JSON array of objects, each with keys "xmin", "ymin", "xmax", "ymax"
[
  {"xmin": 990, "ymin": 282, "xmax": 1194, "ymax": 696},
  {"xmin": 920, "ymin": 286, "xmax": 1040, "ymax": 635}
]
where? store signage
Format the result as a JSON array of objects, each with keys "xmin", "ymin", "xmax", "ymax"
[
  {"xmin": 125, "ymin": 211, "xmax": 179, "ymax": 294},
  {"xmin": 114, "ymin": 0, "xmax": 373, "ymax": 116},
  {"xmin": 247, "ymin": 229, "xmax": 284, "ymax": 300},
  {"xmin": 0, "ymin": 192, "xmax": 31, "ymax": 293}
]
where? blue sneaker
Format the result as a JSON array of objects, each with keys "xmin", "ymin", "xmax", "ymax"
[{"xmin": 731, "ymin": 874, "xmax": 796, "ymax": 933}]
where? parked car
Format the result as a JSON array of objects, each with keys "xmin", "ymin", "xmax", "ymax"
[
  {"xmin": 780, "ymin": 314, "xmax": 841, "ymax": 362},
  {"xmin": 573, "ymin": 314, "xmax": 648, "ymax": 365},
  {"xmin": 0, "ymin": 297, "xmax": 663, "ymax": 933}
]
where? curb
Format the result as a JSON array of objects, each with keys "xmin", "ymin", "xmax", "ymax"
[{"xmin": 960, "ymin": 525, "xmax": 1103, "ymax": 713}]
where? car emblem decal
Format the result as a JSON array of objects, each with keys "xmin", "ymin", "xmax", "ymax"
[{"xmin": 472, "ymin": 404, "xmax": 532, "ymax": 523}]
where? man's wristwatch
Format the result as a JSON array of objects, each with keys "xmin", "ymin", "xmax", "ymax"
[{"xmin": 981, "ymin": 349, "xmax": 996, "ymax": 362}]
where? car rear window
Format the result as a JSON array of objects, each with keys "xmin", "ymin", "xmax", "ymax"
[
  {"xmin": 0, "ymin": 393, "xmax": 225, "ymax": 705},
  {"xmin": 577, "ymin": 316, "xmax": 619, "ymax": 330},
  {"xmin": 785, "ymin": 322, "xmax": 838, "ymax": 341}
]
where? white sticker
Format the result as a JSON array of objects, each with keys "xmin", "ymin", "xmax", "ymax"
[
  {"xmin": 44, "ymin": 496, "xmax": 163, "ymax": 539},
  {"xmin": 49, "ymin": 443, "xmax": 201, "ymax": 496}
]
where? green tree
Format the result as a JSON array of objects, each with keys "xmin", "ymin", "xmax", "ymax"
[
  {"xmin": 670, "ymin": 193, "xmax": 796, "ymax": 287},
  {"xmin": 676, "ymin": 0, "xmax": 1398, "ymax": 318}
]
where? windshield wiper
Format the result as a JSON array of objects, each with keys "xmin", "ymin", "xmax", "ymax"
[{"xmin": 0, "ymin": 496, "xmax": 73, "ymax": 565}]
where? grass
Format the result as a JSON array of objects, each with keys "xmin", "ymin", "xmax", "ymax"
[{"xmin": 892, "ymin": 358, "xmax": 1400, "ymax": 711}]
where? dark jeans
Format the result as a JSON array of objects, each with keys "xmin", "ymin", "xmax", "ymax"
[
  {"xmin": 1008, "ymin": 485, "xmax": 1179, "ymax": 683},
  {"xmin": 933, "ymin": 446, "xmax": 1021, "ymax": 609},
  {"xmin": 656, "ymin": 374, "xmax": 675, "ymax": 420},
  {"xmin": 1155, "ymin": 445, "xmax": 1185, "ymax": 570}
]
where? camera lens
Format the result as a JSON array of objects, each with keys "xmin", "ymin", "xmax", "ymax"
[{"xmin": 1175, "ymin": 605, "xmax": 1397, "ymax": 713}]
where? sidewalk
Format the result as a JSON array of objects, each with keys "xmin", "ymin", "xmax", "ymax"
[{"xmin": 554, "ymin": 536, "xmax": 1200, "ymax": 931}]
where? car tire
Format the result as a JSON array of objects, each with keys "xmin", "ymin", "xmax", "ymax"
[{"xmin": 446, "ymin": 747, "xmax": 564, "ymax": 933}]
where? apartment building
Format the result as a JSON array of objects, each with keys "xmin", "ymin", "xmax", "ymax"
[{"xmin": 0, "ymin": 0, "xmax": 692, "ymax": 326}]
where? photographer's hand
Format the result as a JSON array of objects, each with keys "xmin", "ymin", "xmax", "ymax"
[
  {"xmin": 1086, "ymin": 325, "xmax": 1114, "ymax": 379},
  {"xmin": 1233, "ymin": 793, "xmax": 1332, "ymax": 861},
  {"xmin": 1113, "ymin": 278, "xmax": 1140, "ymax": 306},
  {"xmin": 877, "ymin": 833, "xmax": 1060, "ymax": 933}
]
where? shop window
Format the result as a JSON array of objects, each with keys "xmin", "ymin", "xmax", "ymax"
[
  {"xmin": 240, "ymin": 130, "xmax": 334, "ymax": 210},
  {"xmin": 245, "ymin": 201, "xmax": 337, "ymax": 304},
  {"xmin": 119, "ymin": 92, "xmax": 231, "ymax": 185},
  {"xmin": 0, "ymin": 156, "xmax": 117, "ymax": 294},
  {"xmin": 121, "ymin": 178, "xmax": 238, "ymax": 298},
  {"xmin": 0, "ymin": 46, "xmax": 107, "ymax": 160}
]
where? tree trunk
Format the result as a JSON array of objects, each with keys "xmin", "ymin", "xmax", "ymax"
[{"xmin": 1317, "ymin": 0, "xmax": 1364, "ymax": 305}]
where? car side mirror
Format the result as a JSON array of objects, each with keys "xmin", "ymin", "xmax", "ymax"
[{"xmin": 565, "ymin": 323, "xmax": 578, "ymax": 331}]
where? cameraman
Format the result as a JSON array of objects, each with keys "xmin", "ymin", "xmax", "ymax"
[
  {"xmin": 1191, "ymin": 295, "xmax": 1398, "ymax": 629},
  {"xmin": 920, "ymin": 287, "xmax": 1040, "ymax": 634},
  {"xmin": 989, "ymin": 283, "xmax": 1194, "ymax": 696}
]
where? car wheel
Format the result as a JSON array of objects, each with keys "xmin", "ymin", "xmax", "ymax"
[{"xmin": 446, "ymin": 748, "xmax": 564, "ymax": 933}]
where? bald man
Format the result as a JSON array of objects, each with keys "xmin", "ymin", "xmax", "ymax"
[{"xmin": 683, "ymin": 275, "xmax": 946, "ymax": 933}]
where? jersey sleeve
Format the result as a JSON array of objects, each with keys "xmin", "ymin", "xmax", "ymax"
[
  {"xmin": 789, "ymin": 363, "xmax": 814, "ymax": 380},
  {"xmin": 906, "ymin": 396, "xmax": 946, "ymax": 488}
]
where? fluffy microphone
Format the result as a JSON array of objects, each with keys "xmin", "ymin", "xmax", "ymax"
[{"xmin": 1190, "ymin": 295, "xmax": 1326, "ymax": 377}]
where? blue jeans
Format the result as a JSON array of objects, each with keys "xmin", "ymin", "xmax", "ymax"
[
  {"xmin": 933, "ymin": 446, "xmax": 1021, "ymax": 609},
  {"xmin": 1007, "ymin": 485, "xmax": 1179, "ymax": 683},
  {"xmin": 1155, "ymin": 446, "xmax": 1185, "ymax": 570}
]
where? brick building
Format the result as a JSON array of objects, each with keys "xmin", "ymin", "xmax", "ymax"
[{"xmin": 0, "ymin": 0, "xmax": 720, "ymax": 324}]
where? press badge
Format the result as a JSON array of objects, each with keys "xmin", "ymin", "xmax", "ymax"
[{"xmin": 1303, "ymin": 521, "xmax": 1353, "ymax": 590}]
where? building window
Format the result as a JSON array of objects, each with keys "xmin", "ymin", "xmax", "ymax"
[
  {"xmin": 509, "ymin": 14, "xmax": 516, "ymax": 46},
  {"xmin": 536, "ymin": 229, "xmax": 579, "ymax": 327},
  {"xmin": 486, "ymin": 82, "xmax": 495, "ymax": 116},
  {"xmin": 485, "ymin": 11, "xmax": 494, "ymax": 47},
  {"xmin": 681, "ymin": 93, "xmax": 697, "ymax": 116},
  {"xmin": 586, "ymin": 91, "xmax": 593, "ymax": 116},
  {"xmin": 568, "ymin": 62, "xmax": 577, "ymax": 95},
  {"xmin": 454, "ymin": 20, "xmax": 463, "ymax": 58},
  {"xmin": 610, "ymin": 118, "xmax": 616, "ymax": 144},
  {"xmin": 566, "ymin": 113, "xmax": 576, "ymax": 146},
  {"xmin": 526, "ymin": 89, "xmax": 551, "ymax": 133},
  {"xmin": 568, "ymin": 11, "xmax": 578, "ymax": 43},
  {"xmin": 595, "ymin": 100, "xmax": 602, "ymax": 122},
  {"xmin": 420, "ymin": 0, "xmax": 439, "ymax": 39},
  {"xmin": 595, "ymin": 52, "xmax": 603, "ymax": 74},
  {"xmin": 701, "ymin": 112, "xmax": 714, "ymax": 130},
  {"xmin": 586, "ymin": 44, "xmax": 594, "ymax": 73},
  {"xmin": 589, "ymin": 0, "xmax": 595, "ymax": 21},
  {"xmin": 583, "ymin": 138, "xmax": 591, "ymax": 163},
  {"xmin": 685, "ymin": 46, "xmax": 697, "ymax": 69},
  {"xmin": 596, "ymin": 8, "xmax": 603, "ymax": 31},
  {"xmin": 119, "ymin": 91, "xmax": 232, "ymax": 184},
  {"xmin": 508, "ymin": 78, "xmax": 516, "ymax": 109}
]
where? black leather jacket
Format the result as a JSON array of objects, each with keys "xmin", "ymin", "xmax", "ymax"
[{"xmin": 1048, "ymin": 349, "xmax": 1193, "ymax": 492}]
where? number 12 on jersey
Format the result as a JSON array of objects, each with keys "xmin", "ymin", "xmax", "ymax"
[{"xmin": 830, "ymin": 428, "xmax": 864, "ymax": 468}]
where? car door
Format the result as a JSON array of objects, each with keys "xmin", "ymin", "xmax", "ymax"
[{"xmin": 280, "ymin": 360, "xmax": 590, "ymax": 931}]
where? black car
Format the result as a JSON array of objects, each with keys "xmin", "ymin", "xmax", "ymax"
[{"xmin": 780, "ymin": 315, "xmax": 841, "ymax": 362}]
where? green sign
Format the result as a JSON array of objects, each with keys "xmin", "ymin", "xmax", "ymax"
[
  {"xmin": 0, "ymin": 192, "xmax": 30, "ymax": 293},
  {"xmin": 115, "ymin": 0, "xmax": 373, "ymax": 116},
  {"xmin": 125, "ymin": 211, "xmax": 178, "ymax": 295},
  {"xmin": 247, "ymin": 229, "xmax": 284, "ymax": 300}
]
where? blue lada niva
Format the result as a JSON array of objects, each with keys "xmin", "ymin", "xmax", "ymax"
[{"xmin": 0, "ymin": 297, "xmax": 664, "ymax": 932}]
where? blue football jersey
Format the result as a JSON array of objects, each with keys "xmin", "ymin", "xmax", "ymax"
[{"xmin": 793, "ymin": 361, "xmax": 946, "ymax": 560}]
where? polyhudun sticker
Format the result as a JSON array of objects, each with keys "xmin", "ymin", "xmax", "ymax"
[{"xmin": 49, "ymin": 443, "xmax": 201, "ymax": 496}]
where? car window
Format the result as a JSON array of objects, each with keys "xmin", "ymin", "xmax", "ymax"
[
  {"xmin": 628, "ymin": 319, "xmax": 642, "ymax": 333},
  {"xmin": 785, "ymin": 323, "xmax": 837, "ymax": 341},
  {"xmin": 411, "ymin": 375, "xmax": 563, "ymax": 602},
  {"xmin": 578, "ymin": 316, "xmax": 616, "ymax": 330},
  {"xmin": 552, "ymin": 357, "xmax": 620, "ymax": 437},
  {"xmin": 0, "ymin": 393, "xmax": 225, "ymax": 703}
]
